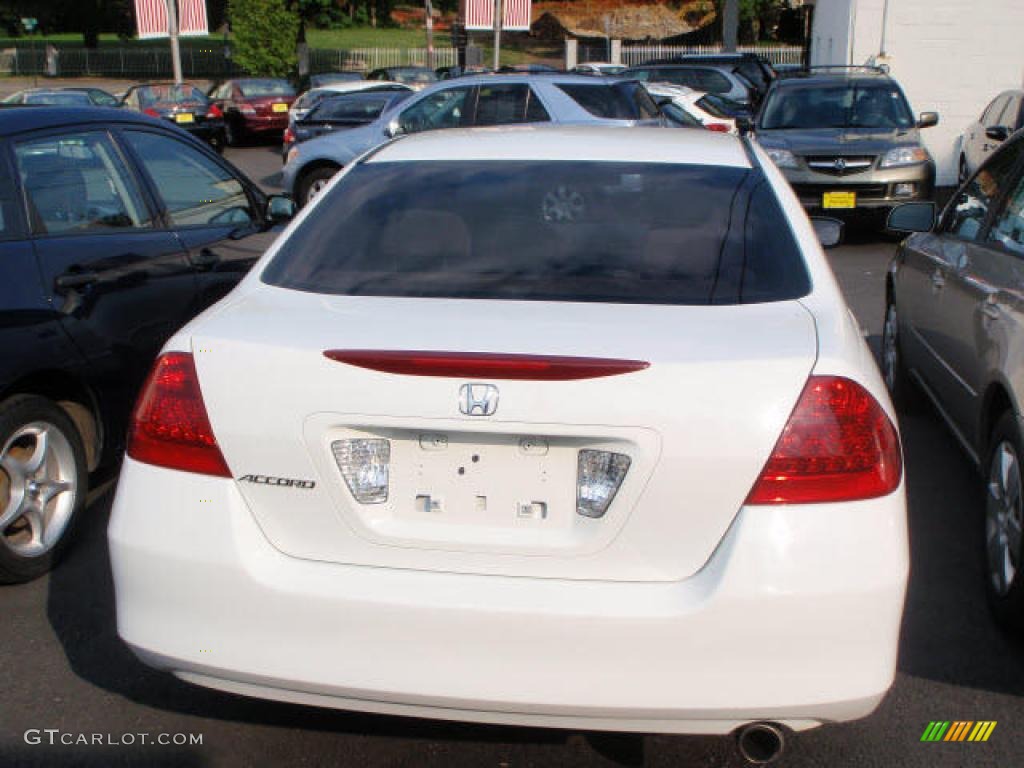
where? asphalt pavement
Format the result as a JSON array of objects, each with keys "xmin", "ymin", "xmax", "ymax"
[{"xmin": 1, "ymin": 146, "xmax": 1023, "ymax": 768}]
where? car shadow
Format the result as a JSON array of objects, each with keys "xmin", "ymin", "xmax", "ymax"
[{"xmin": 864, "ymin": 334, "xmax": 1024, "ymax": 696}]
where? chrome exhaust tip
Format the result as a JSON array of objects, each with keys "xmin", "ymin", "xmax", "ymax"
[{"xmin": 735, "ymin": 722, "xmax": 785, "ymax": 765}]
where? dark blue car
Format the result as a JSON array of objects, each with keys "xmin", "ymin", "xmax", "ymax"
[{"xmin": 0, "ymin": 107, "xmax": 292, "ymax": 582}]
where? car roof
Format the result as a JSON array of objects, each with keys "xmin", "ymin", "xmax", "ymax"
[
  {"xmin": 0, "ymin": 106, "xmax": 169, "ymax": 136},
  {"xmin": 434, "ymin": 73, "xmax": 623, "ymax": 87},
  {"xmin": 368, "ymin": 126, "xmax": 751, "ymax": 167},
  {"xmin": 770, "ymin": 70, "xmax": 894, "ymax": 89}
]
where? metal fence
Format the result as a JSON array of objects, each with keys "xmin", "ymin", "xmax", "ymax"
[
  {"xmin": 0, "ymin": 45, "xmax": 458, "ymax": 78},
  {"xmin": 309, "ymin": 47, "xmax": 457, "ymax": 72},
  {"xmin": 619, "ymin": 44, "xmax": 805, "ymax": 67}
]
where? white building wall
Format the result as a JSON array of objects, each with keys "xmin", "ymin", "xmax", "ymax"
[{"xmin": 811, "ymin": 0, "xmax": 1024, "ymax": 185}]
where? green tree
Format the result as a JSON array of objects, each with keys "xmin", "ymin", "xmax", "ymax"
[{"xmin": 229, "ymin": 0, "xmax": 299, "ymax": 77}]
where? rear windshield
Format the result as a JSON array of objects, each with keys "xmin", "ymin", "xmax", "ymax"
[
  {"xmin": 263, "ymin": 160, "xmax": 808, "ymax": 305},
  {"xmin": 557, "ymin": 82, "xmax": 660, "ymax": 120},
  {"xmin": 136, "ymin": 85, "xmax": 208, "ymax": 105},
  {"xmin": 238, "ymin": 80, "xmax": 295, "ymax": 97}
]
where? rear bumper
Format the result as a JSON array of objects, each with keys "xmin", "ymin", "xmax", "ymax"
[
  {"xmin": 109, "ymin": 457, "xmax": 908, "ymax": 734},
  {"xmin": 242, "ymin": 114, "xmax": 288, "ymax": 134}
]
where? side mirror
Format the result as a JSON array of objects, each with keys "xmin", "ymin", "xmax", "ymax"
[
  {"xmin": 887, "ymin": 201, "xmax": 936, "ymax": 233},
  {"xmin": 654, "ymin": 96, "xmax": 674, "ymax": 108},
  {"xmin": 735, "ymin": 116, "xmax": 753, "ymax": 136},
  {"xmin": 985, "ymin": 125, "xmax": 1010, "ymax": 142},
  {"xmin": 917, "ymin": 112, "xmax": 939, "ymax": 129},
  {"xmin": 385, "ymin": 118, "xmax": 403, "ymax": 138},
  {"xmin": 266, "ymin": 194, "xmax": 296, "ymax": 225},
  {"xmin": 810, "ymin": 217, "xmax": 843, "ymax": 249}
]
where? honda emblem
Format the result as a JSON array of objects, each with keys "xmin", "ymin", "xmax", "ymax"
[{"xmin": 459, "ymin": 383, "xmax": 499, "ymax": 416}]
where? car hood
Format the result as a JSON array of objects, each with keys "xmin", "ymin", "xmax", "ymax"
[{"xmin": 755, "ymin": 126, "xmax": 923, "ymax": 155}]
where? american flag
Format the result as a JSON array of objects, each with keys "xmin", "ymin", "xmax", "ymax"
[
  {"xmin": 135, "ymin": 0, "xmax": 209, "ymax": 39},
  {"xmin": 464, "ymin": 0, "xmax": 532, "ymax": 32}
]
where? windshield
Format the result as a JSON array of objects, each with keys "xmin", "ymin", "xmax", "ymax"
[
  {"xmin": 137, "ymin": 85, "xmax": 208, "ymax": 105},
  {"xmin": 239, "ymin": 80, "xmax": 295, "ymax": 97},
  {"xmin": 25, "ymin": 92, "xmax": 92, "ymax": 106},
  {"xmin": 760, "ymin": 84, "xmax": 914, "ymax": 130},
  {"xmin": 262, "ymin": 160, "xmax": 810, "ymax": 305},
  {"xmin": 390, "ymin": 68, "xmax": 438, "ymax": 84}
]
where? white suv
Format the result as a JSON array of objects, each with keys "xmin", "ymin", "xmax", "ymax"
[{"xmin": 110, "ymin": 127, "xmax": 907, "ymax": 755}]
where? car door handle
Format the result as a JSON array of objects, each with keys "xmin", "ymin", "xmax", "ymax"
[
  {"xmin": 191, "ymin": 248, "xmax": 221, "ymax": 269},
  {"xmin": 931, "ymin": 269, "xmax": 945, "ymax": 290},
  {"xmin": 54, "ymin": 270, "xmax": 99, "ymax": 292}
]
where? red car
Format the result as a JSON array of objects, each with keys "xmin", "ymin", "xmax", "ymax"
[{"xmin": 207, "ymin": 78, "xmax": 296, "ymax": 145}]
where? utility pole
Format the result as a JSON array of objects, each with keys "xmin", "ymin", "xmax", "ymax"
[
  {"xmin": 722, "ymin": 0, "xmax": 739, "ymax": 53},
  {"xmin": 165, "ymin": 0, "xmax": 183, "ymax": 84},
  {"xmin": 492, "ymin": 0, "xmax": 502, "ymax": 70},
  {"xmin": 425, "ymin": 0, "xmax": 435, "ymax": 70}
]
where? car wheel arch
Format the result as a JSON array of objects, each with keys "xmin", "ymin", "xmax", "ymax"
[
  {"xmin": 1, "ymin": 371, "xmax": 102, "ymax": 472},
  {"xmin": 295, "ymin": 160, "xmax": 343, "ymax": 201}
]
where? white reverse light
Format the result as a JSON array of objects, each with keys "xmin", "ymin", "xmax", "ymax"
[
  {"xmin": 332, "ymin": 439, "xmax": 390, "ymax": 504},
  {"xmin": 577, "ymin": 450, "xmax": 630, "ymax": 518}
]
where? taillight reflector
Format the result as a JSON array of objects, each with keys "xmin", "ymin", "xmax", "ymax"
[
  {"xmin": 323, "ymin": 350, "xmax": 650, "ymax": 381},
  {"xmin": 127, "ymin": 352, "xmax": 230, "ymax": 477},
  {"xmin": 706, "ymin": 122, "xmax": 730, "ymax": 132},
  {"xmin": 206, "ymin": 103, "xmax": 223, "ymax": 119},
  {"xmin": 143, "ymin": 107, "xmax": 161, "ymax": 118},
  {"xmin": 283, "ymin": 126, "xmax": 295, "ymax": 144},
  {"xmin": 745, "ymin": 376, "xmax": 901, "ymax": 504}
]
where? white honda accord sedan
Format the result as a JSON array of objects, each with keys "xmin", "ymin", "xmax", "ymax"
[{"xmin": 109, "ymin": 127, "xmax": 907, "ymax": 753}]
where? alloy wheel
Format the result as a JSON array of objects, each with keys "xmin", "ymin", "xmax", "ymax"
[
  {"xmin": 0, "ymin": 422, "xmax": 78, "ymax": 558},
  {"xmin": 306, "ymin": 178, "xmax": 331, "ymax": 205},
  {"xmin": 987, "ymin": 440, "xmax": 1023, "ymax": 596}
]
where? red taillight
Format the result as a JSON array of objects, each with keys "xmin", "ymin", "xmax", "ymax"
[
  {"xmin": 283, "ymin": 126, "xmax": 295, "ymax": 144},
  {"xmin": 706, "ymin": 122, "xmax": 730, "ymax": 132},
  {"xmin": 323, "ymin": 350, "xmax": 650, "ymax": 380},
  {"xmin": 127, "ymin": 352, "xmax": 230, "ymax": 477},
  {"xmin": 745, "ymin": 376, "xmax": 901, "ymax": 504},
  {"xmin": 143, "ymin": 107, "xmax": 161, "ymax": 118},
  {"xmin": 206, "ymin": 103, "xmax": 223, "ymax": 119}
]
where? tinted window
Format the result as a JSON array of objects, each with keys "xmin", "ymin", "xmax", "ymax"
[
  {"xmin": 557, "ymin": 82, "xmax": 658, "ymax": 120},
  {"xmin": 24, "ymin": 92, "xmax": 92, "ymax": 106},
  {"xmin": 474, "ymin": 84, "xmax": 550, "ymax": 125},
  {"xmin": 135, "ymin": 84, "xmax": 208, "ymax": 106},
  {"xmin": 946, "ymin": 143, "xmax": 1021, "ymax": 240},
  {"xmin": 0, "ymin": 152, "xmax": 23, "ymax": 240},
  {"xmin": 662, "ymin": 102, "xmax": 702, "ymax": 128},
  {"xmin": 262, "ymin": 161, "xmax": 809, "ymax": 305},
  {"xmin": 15, "ymin": 131, "xmax": 151, "ymax": 235},
  {"xmin": 314, "ymin": 95, "xmax": 395, "ymax": 122},
  {"xmin": 760, "ymin": 84, "xmax": 914, "ymax": 130},
  {"xmin": 398, "ymin": 87, "xmax": 472, "ymax": 134},
  {"xmin": 238, "ymin": 80, "xmax": 294, "ymax": 97},
  {"xmin": 989, "ymin": 167, "xmax": 1024, "ymax": 255},
  {"xmin": 983, "ymin": 95, "xmax": 1009, "ymax": 125},
  {"xmin": 123, "ymin": 130, "xmax": 254, "ymax": 228},
  {"xmin": 87, "ymin": 89, "xmax": 120, "ymax": 107}
]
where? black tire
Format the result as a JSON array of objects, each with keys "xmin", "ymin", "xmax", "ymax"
[
  {"xmin": 297, "ymin": 165, "xmax": 340, "ymax": 208},
  {"xmin": 984, "ymin": 412, "xmax": 1024, "ymax": 634},
  {"xmin": 881, "ymin": 296, "xmax": 917, "ymax": 414},
  {"xmin": 0, "ymin": 395, "xmax": 88, "ymax": 583},
  {"xmin": 224, "ymin": 118, "xmax": 243, "ymax": 147},
  {"xmin": 209, "ymin": 130, "xmax": 226, "ymax": 154}
]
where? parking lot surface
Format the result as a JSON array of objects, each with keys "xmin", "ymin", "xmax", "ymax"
[{"xmin": 1, "ymin": 145, "xmax": 1022, "ymax": 768}]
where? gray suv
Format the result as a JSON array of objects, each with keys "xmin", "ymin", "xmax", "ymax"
[
  {"xmin": 884, "ymin": 130, "xmax": 1024, "ymax": 633},
  {"xmin": 282, "ymin": 74, "xmax": 663, "ymax": 206},
  {"xmin": 755, "ymin": 69, "xmax": 938, "ymax": 218}
]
